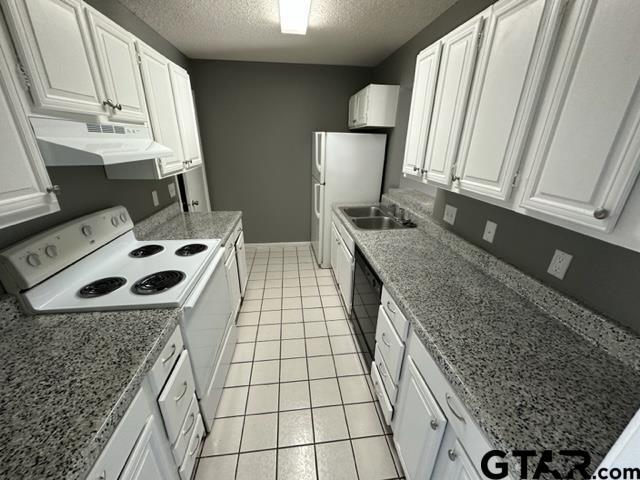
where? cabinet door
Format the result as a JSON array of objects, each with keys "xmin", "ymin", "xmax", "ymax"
[
  {"xmin": 456, "ymin": 0, "xmax": 565, "ymax": 201},
  {"xmin": 119, "ymin": 414, "xmax": 178, "ymax": 480},
  {"xmin": 393, "ymin": 356, "xmax": 447, "ymax": 480},
  {"xmin": 337, "ymin": 240, "xmax": 354, "ymax": 310},
  {"xmin": 137, "ymin": 42, "xmax": 185, "ymax": 177},
  {"xmin": 225, "ymin": 248, "xmax": 242, "ymax": 318},
  {"xmin": 348, "ymin": 94, "xmax": 357, "ymax": 128},
  {"xmin": 432, "ymin": 436, "xmax": 482, "ymax": 480},
  {"xmin": 0, "ymin": 32, "xmax": 59, "ymax": 229},
  {"xmin": 356, "ymin": 88, "xmax": 369, "ymax": 126},
  {"xmin": 424, "ymin": 16, "xmax": 484, "ymax": 187},
  {"xmin": 2, "ymin": 0, "xmax": 106, "ymax": 116},
  {"xmin": 235, "ymin": 231, "xmax": 248, "ymax": 296},
  {"xmin": 402, "ymin": 42, "xmax": 442, "ymax": 177},
  {"xmin": 330, "ymin": 223, "xmax": 339, "ymax": 272},
  {"xmin": 170, "ymin": 64, "xmax": 202, "ymax": 166},
  {"xmin": 86, "ymin": 7, "xmax": 147, "ymax": 123},
  {"xmin": 520, "ymin": 0, "xmax": 640, "ymax": 232}
]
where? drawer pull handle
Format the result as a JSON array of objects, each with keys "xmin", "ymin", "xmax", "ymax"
[
  {"xmin": 378, "ymin": 362, "xmax": 386, "ymax": 377},
  {"xmin": 188, "ymin": 434, "xmax": 201, "ymax": 457},
  {"xmin": 430, "ymin": 419, "xmax": 439, "ymax": 430},
  {"xmin": 448, "ymin": 449, "xmax": 457, "ymax": 462},
  {"xmin": 174, "ymin": 381, "xmax": 188, "ymax": 402},
  {"xmin": 162, "ymin": 344, "xmax": 176, "ymax": 364},
  {"xmin": 445, "ymin": 393, "xmax": 465, "ymax": 423},
  {"xmin": 381, "ymin": 332, "xmax": 391, "ymax": 348},
  {"xmin": 386, "ymin": 301, "xmax": 396, "ymax": 314},
  {"xmin": 182, "ymin": 413, "xmax": 196, "ymax": 436}
]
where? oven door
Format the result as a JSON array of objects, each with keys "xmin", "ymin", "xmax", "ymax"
[
  {"xmin": 180, "ymin": 248, "xmax": 231, "ymax": 399},
  {"xmin": 350, "ymin": 248, "xmax": 382, "ymax": 370}
]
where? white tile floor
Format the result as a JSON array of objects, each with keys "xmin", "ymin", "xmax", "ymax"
[{"xmin": 195, "ymin": 243, "xmax": 404, "ymax": 480}]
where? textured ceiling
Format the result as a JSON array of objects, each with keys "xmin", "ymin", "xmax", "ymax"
[{"xmin": 118, "ymin": 0, "xmax": 458, "ymax": 66}]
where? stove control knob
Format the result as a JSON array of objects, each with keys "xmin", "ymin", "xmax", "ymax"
[
  {"xmin": 119, "ymin": 212, "xmax": 128, "ymax": 223},
  {"xmin": 111, "ymin": 216, "xmax": 119, "ymax": 227},
  {"xmin": 45, "ymin": 245, "xmax": 58, "ymax": 258},
  {"xmin": 81, "ymin": 225, "xmax": 93, "ymax": 237},
  {"xmin": 26, "ymin": 253, "xmax": 41, "ymax": 267}
]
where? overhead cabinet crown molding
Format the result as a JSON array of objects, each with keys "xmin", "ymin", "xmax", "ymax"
[{"xmin": 401, "ymin": 0, "xmax": 640, "ymax": 242}]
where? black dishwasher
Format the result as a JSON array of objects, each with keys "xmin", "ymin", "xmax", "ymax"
[{"xmin": 350, "ymin": 247, "xmax": 382, "ymax": 371}]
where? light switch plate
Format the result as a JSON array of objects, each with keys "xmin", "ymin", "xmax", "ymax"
[
  {"xmin": 152, "ymin": 190, "xmax": 159, "ymax": 207},
  {"xmin": 168, "ymin": 183, "xmax": 176, "ymax": 198},
  {"xmin": 443, "ymin": 204, "xmax": 457, "ymax": 225},
  {"xmin": 547, "ymin": 249, "xmax": 572, "ymax": 280},
  {"xmin": 483, "ymin": 221, "xmax": 497, "ymax": 243}
]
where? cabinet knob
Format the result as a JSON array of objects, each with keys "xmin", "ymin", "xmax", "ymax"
[
  {"xmin": 46, "ymin": 185, "xmax": 62, "ymax": 195},
  {"xmin": 421, "ymin": 169, "xmax": 428, "ymax": 175},
  {"xmin": 593, "ymin": 208, "xmax": 609, "ymax": 220},
  {"xmin": 430, "ymin": 419, "xmax": 439, "ymax": 430},
  {"xmin": 412, "ymin": 166, "xmax": 420, "ymax": 172},
  {"xmin": 191, "ymin": 200, "xmax": 200, "ymax": 206},
  {"xmin": 448, "ymin": 449, "xmax": 458, "ymax": 462},
  {"xmin": 451, "ymin": 174, "xmax": 461, "ymax": 182}
]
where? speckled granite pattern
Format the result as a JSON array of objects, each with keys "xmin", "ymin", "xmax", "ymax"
[
  {"xmin": 134, "ymin": 202, "xmax": 242, "ymax": 244},
  {"xmin": 333, "ymin": 199, "xmax": 640, "ymax": 478},
  {"xmin": 0, "ymin": 295, "xmax": 180, "ymax": 480},
  {"xmin": 382, "ymin": 187, "xmax": 435, "ymax": 218}
]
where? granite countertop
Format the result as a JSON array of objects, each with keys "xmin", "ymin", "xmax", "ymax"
[
  {"xmin": 134, "ymin": 202, "xmax": 242, "ymax": 244},
  {"xmin": 0, "ymin": 204, "xmax": 243, "ymax": 480},
  {"xmin": 334, "ymin": 190, "xmax": 640, "ymax": 478}
]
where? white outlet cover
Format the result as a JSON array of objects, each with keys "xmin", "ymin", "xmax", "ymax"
[
  {"xmin": 483, "ymin": 220, "xmax": 497, "ymax": 243},
  {"xmin": 547, "ymin": 249, "xmax": 573, "ymax": 280},
  {"xmin": 443, "ymin": 204, "xmax": 457, "ymax": 225},
  {"xmin": 152, "ymin": 190, "xmax": 159, "ymax": 207},
  {"xmin": 168, "ymin": 183, "xmax": 176, "ymax": 198}
]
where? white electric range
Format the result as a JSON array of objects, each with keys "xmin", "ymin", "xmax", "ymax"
[{"xmin": 0, "ymin": 206, "xmax": 235, "ymax": 431}]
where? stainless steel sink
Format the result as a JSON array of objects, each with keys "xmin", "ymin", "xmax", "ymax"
[
  {"xmin": 352, "ymin": 217, "xmax": 406, "ymax": 230},
  {"xmin": 341, "ymin": 206, "xmax": 386, "ymax": 218}
]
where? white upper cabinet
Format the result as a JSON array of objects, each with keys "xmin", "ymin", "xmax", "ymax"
[
  {"xmin": 455, "ymin": 0, "xmax": 566, "ymax": 201},
  {"xmin": 401, "ymin": 42, "xmax": 442, "ymax": 177},
  {"xmin": 348, "ymin": 84, "xmax": 400, "ymax": 129},
  {"xmin": 423, "ymin": 15, "xmax": 484, "ymax": 187},
  {"xmin": 137, "ymin": 42, "xmax": 185, "ymax": 177},
  {"xmin": 169, "ymin": 64, "xmax": 202, "ymax": 168},
  {"xmin": 1, "ymin": 0, "xmax": 106, "ymax": 116},
  {"xmin": 85, "ymin": 7, "xmax": 147, "ymax": 123},
  {"xmin": 0, "ymin": 28, "xmax": 59, "ymax": 229},
  {"xmin": 520, "ymin": 0, "xmax": 640, "ymax": 232}
]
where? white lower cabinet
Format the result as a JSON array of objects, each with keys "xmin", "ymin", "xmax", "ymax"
[
  {"xmin": 393, "ymin": 355, "xmax": 448, "ymax": 480},
  {"xmin": 224, "ymin": 246, "xmax": 242, "ymax": 320},
  {"xmin": 119, "ymin": 413, "xmax": 178, "ymax": 480},
  {"xmin": 431, "ymin": 430, "xmax": 483, "ymax": 480},
  {"xmin": 235, "ymin": 228, "xmax": 248, "ymax": 297},
  {"xmin": 335, "ymin": 234, "xmax": 354, "ymax": 312},
  {"xmin": 330, "ymin": 222, "xmax": 340, "ymax": 273}
]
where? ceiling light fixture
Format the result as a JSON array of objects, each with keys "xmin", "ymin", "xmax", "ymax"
[{"xmin": 279, "ymin": 0, "xmax": 311, "ymax": 35}]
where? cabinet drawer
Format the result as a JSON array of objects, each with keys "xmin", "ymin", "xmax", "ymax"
[
  {"xmin": 374, "ymin": 346, "xmax": 398, "ymax": 404},
  {"xmin": 148, "ymin": 326, "xmax": 184, "ymax": 395},
  {"xmin": 179, "ymin": 414, "xmax": 205, "ymax": 480},
  {"xmin": 371, "ymin": 361, "xmax": 393, "ymax": 425},
  {"xmin": 158, "ymin": 350, "xmax": 196, "ymax": 443},
  {"xmin": 375, "ymin": 306, "xmax": 405, "ymax": 382},
  {"xmin": 381, "ymin": 287, "xmax": 409, "ymax": 340},
  {"xmin": 172, "ymin": 393, "xmax": 200, "ymax": 465}
]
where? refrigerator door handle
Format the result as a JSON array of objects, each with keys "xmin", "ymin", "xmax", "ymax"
[
  {"xmin": 314, "ymin": 183, "xmax": 322, "ymax": 219},
  {"xmin": 314, "ymin": 133, "xmax": 323, "ymax": 178}
]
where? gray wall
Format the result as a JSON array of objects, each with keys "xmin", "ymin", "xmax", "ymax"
[
  {"xmin": 190, "ymin": 59, "xmax": 372, "ymax": 243},
  {"xmin": 0, "ymin": 0, "xmax": 187, "ymax": 250},
  {"xmin": 433, "ymin": 190, "xmax": 640, "ymax": 334},
  {"xmin": 373, "ymin": 0, "xmax": 496, "ymax": 192},
  {"xmin": 372, "ymin": 0, "xmax": 640, "ymax": 333}
]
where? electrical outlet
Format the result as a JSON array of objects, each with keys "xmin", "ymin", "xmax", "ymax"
[
  {"xmin": 443, "ymin": 204, "xmax": 457, "ymax": 225},
  {"xmin": 547, "ymin": 249, "xmax": 573, "ymax": 280},
  {"xmin": 483, "ymin": 220, "xmax": 497, "ymax": 243},
  {"xmin": 168, "ymin": 183, "xmax": 176, "ymax": 198},
  {"xmin": 152, "ymin": 190, "xmax": 159, "ymax": 207}
]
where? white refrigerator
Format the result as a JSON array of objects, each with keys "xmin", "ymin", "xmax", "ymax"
[{"xmin": 311, "ymin": 132, "xmax": 387, "ymax": 268}]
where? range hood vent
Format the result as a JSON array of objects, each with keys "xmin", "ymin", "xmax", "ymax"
[{"xmin": 31, "ymin": 117, "xmax": 173, "ymax": 166}]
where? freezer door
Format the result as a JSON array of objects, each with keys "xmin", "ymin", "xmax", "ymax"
[
  {"xmin": 311, "ymin": 178, "xmax": 325, "ymax": 265},
  {"xmin": 312, "ymin": 132, "xmax": 325, "ymax": 183}
]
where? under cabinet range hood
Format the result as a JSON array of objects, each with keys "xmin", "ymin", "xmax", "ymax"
[{"xmin": 30, "ymin": 117, "xmax": 173, "ymax": 166}]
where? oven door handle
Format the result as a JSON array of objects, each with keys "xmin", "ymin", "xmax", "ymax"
[{"xmin": 183, "ymin": 248, "xmax": 226, "ymax": 311}]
